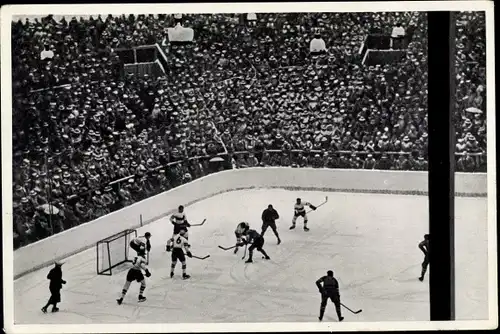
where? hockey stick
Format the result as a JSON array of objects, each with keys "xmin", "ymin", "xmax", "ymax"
[
  {"xmin": 306, "ymin": 196, "xmax": 329, "ymax": 214},
  {"xmin": 341, "ymin": 302, "xmax": 362, "ymax": 314},
  {"xmin": 192, "ymin": 254, "xmax": 210, "ymax": 260},
  {"xmin": 190, "ymin": 219, "xmax": 207, "ymax": 227},
  {"xmin": 218, "ymin": 245, "xmax": 237, "ymax": 251}
]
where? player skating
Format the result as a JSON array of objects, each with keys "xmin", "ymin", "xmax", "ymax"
[
  {"xmin": 130, "ymin": 232, "xmax": 151, "ymax": 257},
  {"xmin": 418, "ymin": 234, "xmax": 430, "ymax": 281},
  {"xmin": 166, "ymin": 229, "xmax": 192, "ymax": 279},
  {"xmin": 316, "ymin": 270, "xmax": 344, "ymax": 322},
  {"xmin": 290, "ymin": 198, "xmax": 317, "ymax": 231},
  {"xmin": 171, "ymin": 205, "xmax": 191, "ymax": 239},
  {"xmin": 116, "ymin": 254, "xmax": 151, "ymax": 305},
  {"xmin": 261, "ymin": 204, "xmax": 281, "ymax": 244},
  {"xmin": 234, "ymin": 222, "xmax": 250, "ymax": 254},
  {"xmin": 41, "ymin": 261, "xmax": 66, "ymax": 313},
  {"xmin": 237, "ymin": 227, "xmax": 270, "ymax": 263}
]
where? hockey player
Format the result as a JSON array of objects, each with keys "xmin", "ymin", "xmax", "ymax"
[
  {"xmin": 234, "ymin": 222, "xmax": 250, "ymax": 254},
  {"xmin": 290, "ymin": 198, "xmax": 317, "ymax": 231},
  {"xmin": 316, "ymin": 270, "xmax": 344, "ymax": 322},
  {"xmin": 116, "ymin": 254, "xmax": 151, "ymax": 305},
  {"xmin": 418, "ymin": 234, "xmax": 430, "ymax": 281},
  {"xmin": 238, "ymin": 228, "xmax": 270, "ymax": 263},
  {"xmin": 41, "ymin": 261, "xmax": 66, "ymax": 313},
  {"xmin": 170, "ymin": 205, "xmax": 191, "ymax": 239},
  {"xmin": 261, "ymin": 204, "xmax": 281, "ymax": 244},
  {"xmin": 130, "ymin": 232, "xmax": 151, "ymax": 257},
  {"xmin": 166, "ymin": 229, "xmax": 192, "ymax": 279}
]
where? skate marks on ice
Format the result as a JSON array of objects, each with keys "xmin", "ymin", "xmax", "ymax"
[{"xmin": 13, "ymin": 189, "xmax": 488, "ymax": 323}]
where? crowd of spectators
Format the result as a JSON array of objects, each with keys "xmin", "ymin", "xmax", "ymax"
[{"xmin": 11, "ymin": 12, "xmax": 487, "ymax": 248}]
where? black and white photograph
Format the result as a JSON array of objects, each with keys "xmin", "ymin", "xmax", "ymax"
[{"xmin": 1, "ymin": 1, "xmax": 497, "ymax": 333}]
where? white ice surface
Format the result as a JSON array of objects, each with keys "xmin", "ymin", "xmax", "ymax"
[{"xmin": 14, "ymin": 189, "xmax": 488, "ymax": 323}]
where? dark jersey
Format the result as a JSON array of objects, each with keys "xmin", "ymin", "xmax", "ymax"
[
  {"xmin": 419, "ymin": 239, "xmax": 429, "ymax": 255},
  {"xmin": 244, "ymin": 229, "xmax": 261, "ymax": 244},
  {"xmin": 316, "ymin": 275, "xmax": 339, "ymax": 294},
  {"xmin": 262, "ymin": 208, "xmax": 279, "ymax": 222}
]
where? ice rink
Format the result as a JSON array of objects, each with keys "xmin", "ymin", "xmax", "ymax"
[{"xmin": 14, "ymin": 189, "xmax": 488, "ymax": 324}]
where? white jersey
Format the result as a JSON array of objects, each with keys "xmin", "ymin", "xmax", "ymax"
[
  {"xmin": 131, "ymin": 236, "xmax": 147, "ymax": 247},
  {"xmin": 167, "ymin": 234, "xmax": 190, "ymax": 252},
  {"xmin": 170, "ymin": 211, "xmax": 187, "ymax": 225},
  {"xmin": 294, "ymin": 202, "xmax": 311, "ymax": 214},
  {"xmin": 131, "ymin": 255, "xmax": 148, "ymax": 272}
]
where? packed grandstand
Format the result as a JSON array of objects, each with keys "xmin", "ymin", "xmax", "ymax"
[{"xmin": 11, "ymin": 12, "xmax": 486, "ymax": 248}]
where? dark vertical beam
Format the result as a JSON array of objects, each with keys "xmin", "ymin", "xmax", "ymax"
[{"xmin": 427, "ymin": 11, "xmax": 456, "ymax": 320}]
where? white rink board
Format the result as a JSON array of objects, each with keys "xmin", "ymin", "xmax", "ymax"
[
  {"xmin": 14, "ymin": 189, "xmax": 488, "ymax": 323},
  {"xmin": 13, "ymin": 168, "xmax": 487, "ymax": 278}
]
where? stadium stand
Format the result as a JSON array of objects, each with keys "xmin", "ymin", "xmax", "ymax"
[{"xmin": 11, "ymin": 12, "xmax": 486, "ymax": 248}]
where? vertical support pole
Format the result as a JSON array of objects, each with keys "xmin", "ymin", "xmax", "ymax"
[
  {"xmin": 427, "ymin": 11, "xmax": 456, "ymax": 320},
  {"xmin": 107, "ymin": 242, "xmax": 112, "ymax": 276},
  {"xmin": 96, "ymin": 242, "xmax": 99, "ymax": 275}
]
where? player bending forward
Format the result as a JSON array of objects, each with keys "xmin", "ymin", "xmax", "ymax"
[
  {"xmin": 418, "ymin": 234, "xmax": 430, "ymax": 281},
  {"xmin": 166, "ymin": 229, "xmax": 192, "ymax": 279},
  {"xmin": 130, "ymin": 232, "xmax": 151, "ymax": 257},
  {"xmin": 316, "ymin": 270, "xmax": 344, "ymax": 322},
  {"xmin": 238, "ymin": 227, "xmax": 270, "ymax": 263},
  {"xmin": 117, "ymin": 254, "xmax": 151, "ymax": 305},
  {"xmin": 171, "ymin": 205, "xmax": 191, "ymax": 239},
  {"xmin": 290, "ymin": 198, "xmax": 317, "ymax": 231},
  {"xmin": 234, "ymin": 222, "xmax": 250, "ymax": 254}
]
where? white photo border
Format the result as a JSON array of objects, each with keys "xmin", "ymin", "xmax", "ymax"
[{"xmin": 1, "ymin": 1, "xmax": 497, "ymax": 333}]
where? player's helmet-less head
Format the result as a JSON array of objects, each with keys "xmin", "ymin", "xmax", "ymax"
[
  {"xmin": 178, "ymin": 205, "xmax": 184, "ymax": 212},
  {"xmin": 145, "ymin": 232, "xmax": 151, "ymax": 239},
  {"xmin": 296, "ymin": 198, "xmax": 301, "ymax": 203},
  {"xmin": 268, "ymin": 204, "xmax": 273, "ymax": 209},
  {"xmin": 327, "ymin": 270, "xmax": 334, "ymax": 277},
  {"xmin": 424, "ymin": 234, "xmax": 430, "ymax": 240}
]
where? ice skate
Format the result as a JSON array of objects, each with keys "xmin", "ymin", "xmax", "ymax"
[
  {"xmin": 138, "ymin": 296, "xmax": 147, "ymax": 302},
  {"xmin": 183, "ymin": 274, "xmax": 191, "ymax": 280},
  {"xmin": 304, "ymin": 227, "xmax": 310, "ymax": 232},
  {"xmin": 41, "ymin": 307, "xmax": 47, "ymax": 313},
  {"xmin": 117, "ymin": 298, "xmax": 123, "ymax": 305},
  {"xmin": 245, "ymin": 258, "xmax": 253, "ymax": 263},
  {"xmin": 289, "ymin": 225, "xmax": 296, "ymax": 230},
  {"xmin": 51, "ymin": 307, "xmax": 59, "ymax": 313}
]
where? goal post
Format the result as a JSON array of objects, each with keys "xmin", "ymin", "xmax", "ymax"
[{"xmin": 96, "ymin": 229, "xmax": 138, "ymax": 275}]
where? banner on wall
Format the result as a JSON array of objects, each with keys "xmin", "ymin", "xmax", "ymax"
[{"xmin": 167, "ymin": 23, "xmax": 194, "ymax": 42}]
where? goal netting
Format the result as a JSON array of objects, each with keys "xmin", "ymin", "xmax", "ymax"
[{"xmin": 96, "ymin": 229, "xmax": 137, "ymax": 275}]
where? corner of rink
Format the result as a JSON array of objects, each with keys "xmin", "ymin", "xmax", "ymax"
[{"xmin": 14, "ymin": 188, "xmax": 488, "ymax": 324}]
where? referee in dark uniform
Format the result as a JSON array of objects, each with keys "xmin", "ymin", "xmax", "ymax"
[
  {"xmin": 41, "ymin": 261, "xmax": 66, "ymax": 313},
  {"xmin": 316, "ymin": 270, "xmax": 344, "ymax": 322},
  {"xmin": 261, "ymin": 204, "xmax": 281, "ymax": 244}
]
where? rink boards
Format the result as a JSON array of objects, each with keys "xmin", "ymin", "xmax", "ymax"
[
  {"xmin": 12, "ymin": 189, "xmax": 489, "ymax": 325},
  {"xmin": 13, "ymin": 168, "xmax": 487, "ymax": 279}
]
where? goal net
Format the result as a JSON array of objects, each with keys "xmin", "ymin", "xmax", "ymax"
[{"xmin": 96, "ymin": 229, "xmax": 137, "ymax": 275}]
